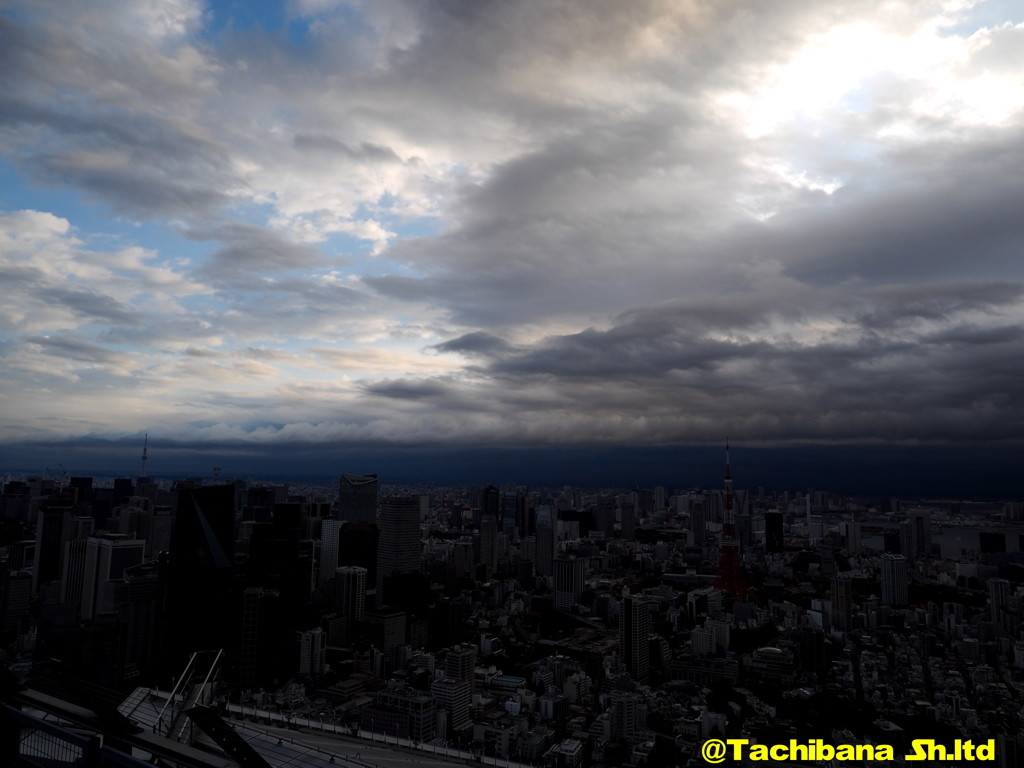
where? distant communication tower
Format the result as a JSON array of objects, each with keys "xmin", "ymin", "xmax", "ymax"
[
  {"xmin": 213, "ymin": 466, "xmax": 222, "ymax": 485},
  {"xmin": 140, "ymin": 433, "xmax": 149, "ymax": 480},
  {"xmin": 714, "ymin": 439, "xmax": 748, "ymax": 597}
]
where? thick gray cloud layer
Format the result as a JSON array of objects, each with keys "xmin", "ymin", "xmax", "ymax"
[{"xmin": 1, "ymin": 0, "xmax": 1024, "ymax": 449}]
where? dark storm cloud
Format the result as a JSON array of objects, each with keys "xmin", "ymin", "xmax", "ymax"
[
  {"xmin": 4, "ymin": 0, "xmax": 1024, "ymax": 456},
  {"xmin": 363, "ymin": 378, "xmax": 453, "ymax": 400},
  {"xmin": 432, "ymin": 332, "xmax": 514, "ymax": 357},
  {"xmin": 0, "ymin": 14, "xmax": 240, "ymax": 219},
  {"xmin": 24, "ymin": 334, "xmax": 126, "ymax": 364},
  {"xmin": 416, "ymin": 278, "xmax": 1024, "ymax": 443},
  {"xmin": 771, "ymin": 129, "xmax": 1024, "ymax": 286},
  {"xmin": 186, "ymin": 222, "xmax": 328, "ymax": 281}
]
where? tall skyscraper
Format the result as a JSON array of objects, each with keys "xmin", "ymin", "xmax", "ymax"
[
  {"xmin": 59, "ymin": 517, "xmax": 94, "ymax": 607},
  {"xmin": 831, "ymin": 576, "xmax": 853, "ymax": 633},
  {"xmin": 881, "ymin": 553, "xmax": 908, "ymax": 606},
  {"xmin": 988, "ymin": 578, "xmax": 1010, "ymax": 628},
  {"xmin": 479, "ymin": 485, "xmax": 499, "ymax": 528},
  {"xmin": 319, "ymin": 519, "xmax": 342, "ymax": 589},
  {"xmin": 620, "ymin": 595, "xmax": 650, "ymax": 682},
  {"xmin": 764, "ymin": 511, "xmax": 784, "ymax": 553},
  {"xmin": 480, "ymin": 514, "xmax": 498, "ymax": 572},
  {"xmin": 338, "ymin": 473, "xmax": 379, "ymax": 524},
  {"xmin": 376, "ymin": 496, "xmax": 422, "ymax": 604},
  {"xmin": 844, "ymin": 521, "xmax": 861, "ymax": 557},
  {"xmin": 535, "ymin": 505, "xmax": 556, "ymax": 578},
  {"xmin": 910, "ymin": 511, "xmax": 931, "ymax": 560},
  {"xmin": 554, "ymin": 556, "xmax": 585, "ymax": 611},
  {"xmin": 81, "ymin": 534, "xmax": 146, "ymax": 620},
  {"xmin": 32, "ymin": 498, "xmax": 73, "ymax": 594},
  {"xmin": 453, "ymin": 539, "xmax": 474, "ymax": 578},
  {"xmin": 688, "ymin": 496, "xmax": 706, "ymax": 547},
  {"xmin": 620, "ymin": 504, "xmax": 637, "ymax": 541},
  {"xmin": 162, "ymin": 483, "xmax": 236, "ymax": 678},
  {"xmin": 240, "ymin": 587, "xmax": 286, "ymax": 691}
]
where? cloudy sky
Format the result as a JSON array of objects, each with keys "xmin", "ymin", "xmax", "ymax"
[{"xmin": 2, "ymin": 0, "xmax": 1024, "ymax": 481}]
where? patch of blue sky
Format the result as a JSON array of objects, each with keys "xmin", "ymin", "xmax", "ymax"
[
  {"xmin": 201, "ymin": 0, "xmax": 369, "ymax": 51},
  {"xmin": 0, "ymin": 160, "xmax": 214, "ymax": 268},
  {"xmin": 938, "ymin": 0, "xmax": 1023, "ymax": 38}
]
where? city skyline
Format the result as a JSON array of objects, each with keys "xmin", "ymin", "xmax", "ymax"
[{"xmin": 3, "ymin": 1, "xmax": 1024, "ymax": 480}]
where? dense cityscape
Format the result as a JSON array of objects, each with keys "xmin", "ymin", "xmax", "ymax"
[{"xmin": 1, "ymin": 446, "xmax": 1022, "ymax": 768}]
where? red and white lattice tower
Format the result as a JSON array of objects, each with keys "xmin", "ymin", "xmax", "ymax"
[{"xmin": 714, "ymin": 439, "xmax": 748, "ymax": 597}]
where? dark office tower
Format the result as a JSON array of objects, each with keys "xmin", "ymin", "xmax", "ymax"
[
  {"xmin": 881, "ymin": 553, "xmax": 908, "ymax": 606},
  {"xmin": 795, "ymin": 626, "xmax": 826, "ymax": 681},
  {"xmin": 364, "ymin": 608, "xmax": 406, "ymax": 654},
  {"xmin": 480, "ymin": 515, "xmax": 498, "ymax": 572},
  {"xmin": 319, "ymin": 519, "xmax": 342, "ymax": 590},
  {"xmin": 106, "ymin": 561, "xmax": 160, "ymax": 682},
  {"xmin": 59, "ymin": 539, "xmax": 89, "ymax": 607},
  {"xmin": 910, "ymin": 511, "xmax": 931, "ymax": 560},
  {"xmin": 593, "ymin": 496, "xmax": 615, "ymax": 539},
  {"xmin": 480, "ymin": 485, "xmax": 499, "ymax": 527},
  {"xmin": 338, "ymin": 473, "xmax": 379, "ymax": 524},
  {"xmin": 621, "ymin": 503, "xmax": 637, "ymax": 541},
  {"xmin": 620, "ymin": 595, "xmax": 650, "ymax": 683},
  {"xmin": 81, "ymin": 534, "xmax": 146, "ymax": 620},
  {"xmin": 112, "ymin": 478, "xmax": 135, "ymax": 508},
  {"xmin": 765, "ymin": 512, "xmax": 784, "ymax": 553},
  {"xmin": 692, "ymin": 501, "xmax": 708, "ymax": 548},
  {"xmin": 68, "ymin": 476, "xmax": 94, "ymax": 503},
  {"xmin": 979, "ymin": 531, "xmax": 1006, "ymax": 554},
  {"xmin": 1, "ymin": 571, "xmax": 32, "ymax": 633},
  {"xmin": 335, "ymin": 565, "xmax": 367, "ymax": 641},
  {"xmin": 376, "ymin": 496, "xmax": 422, "ymax": 604},
  {"xmin": 501, "ymin": 487, "xmax": 526, "ymax": 536},
  {"xmin": 162, "ymin": 484, "xmax": 236, "ymax": 677},
  {"xmin": 898, "ymin": 520, "xmax": 915, "ymax": 562},
  {"xmin": 247, "ymin": 504, "xmax": 309, "ymax": 627},
  {"xmin": 883, "ymin": 530, "xmax": 901, "ymax": 554},
  {"xmin": 554, "ymin": 557, "xmax": 584, "ymax": 610},
  {"xmin": 737, "ymin": 513, "xmax": 753, "ymax": 551},
  {"xmin": 32, "ymin": 498, "xmax": 73, "ymax": 594},
  {"xmin": 535, "ymin": 505, "xmax": 556, "ymax": 578},
  {"xmin": 988, "ymin": 578, "xmax": 1010, "ymax": 628},
  {"xmin": 240, "ymin": 587, "xmax": 285, "ymax": 691},
  {"xmin": 338, "ymin": 521, "xmax": 379, "ymax": 603},
  {"xmin": 831, "ymin": 576, "xmax": 853, "ymax": 633},
  {"xmin": 0, "ymin": 481, "xmax": 31, "ymax": 521},
  {"xmin": 445, "ymin": 643, "xmax": 477, "ymax": 689},
  {"xmin": 428, "ymin": 597, "xmax": 465, "ymax": 650}
]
